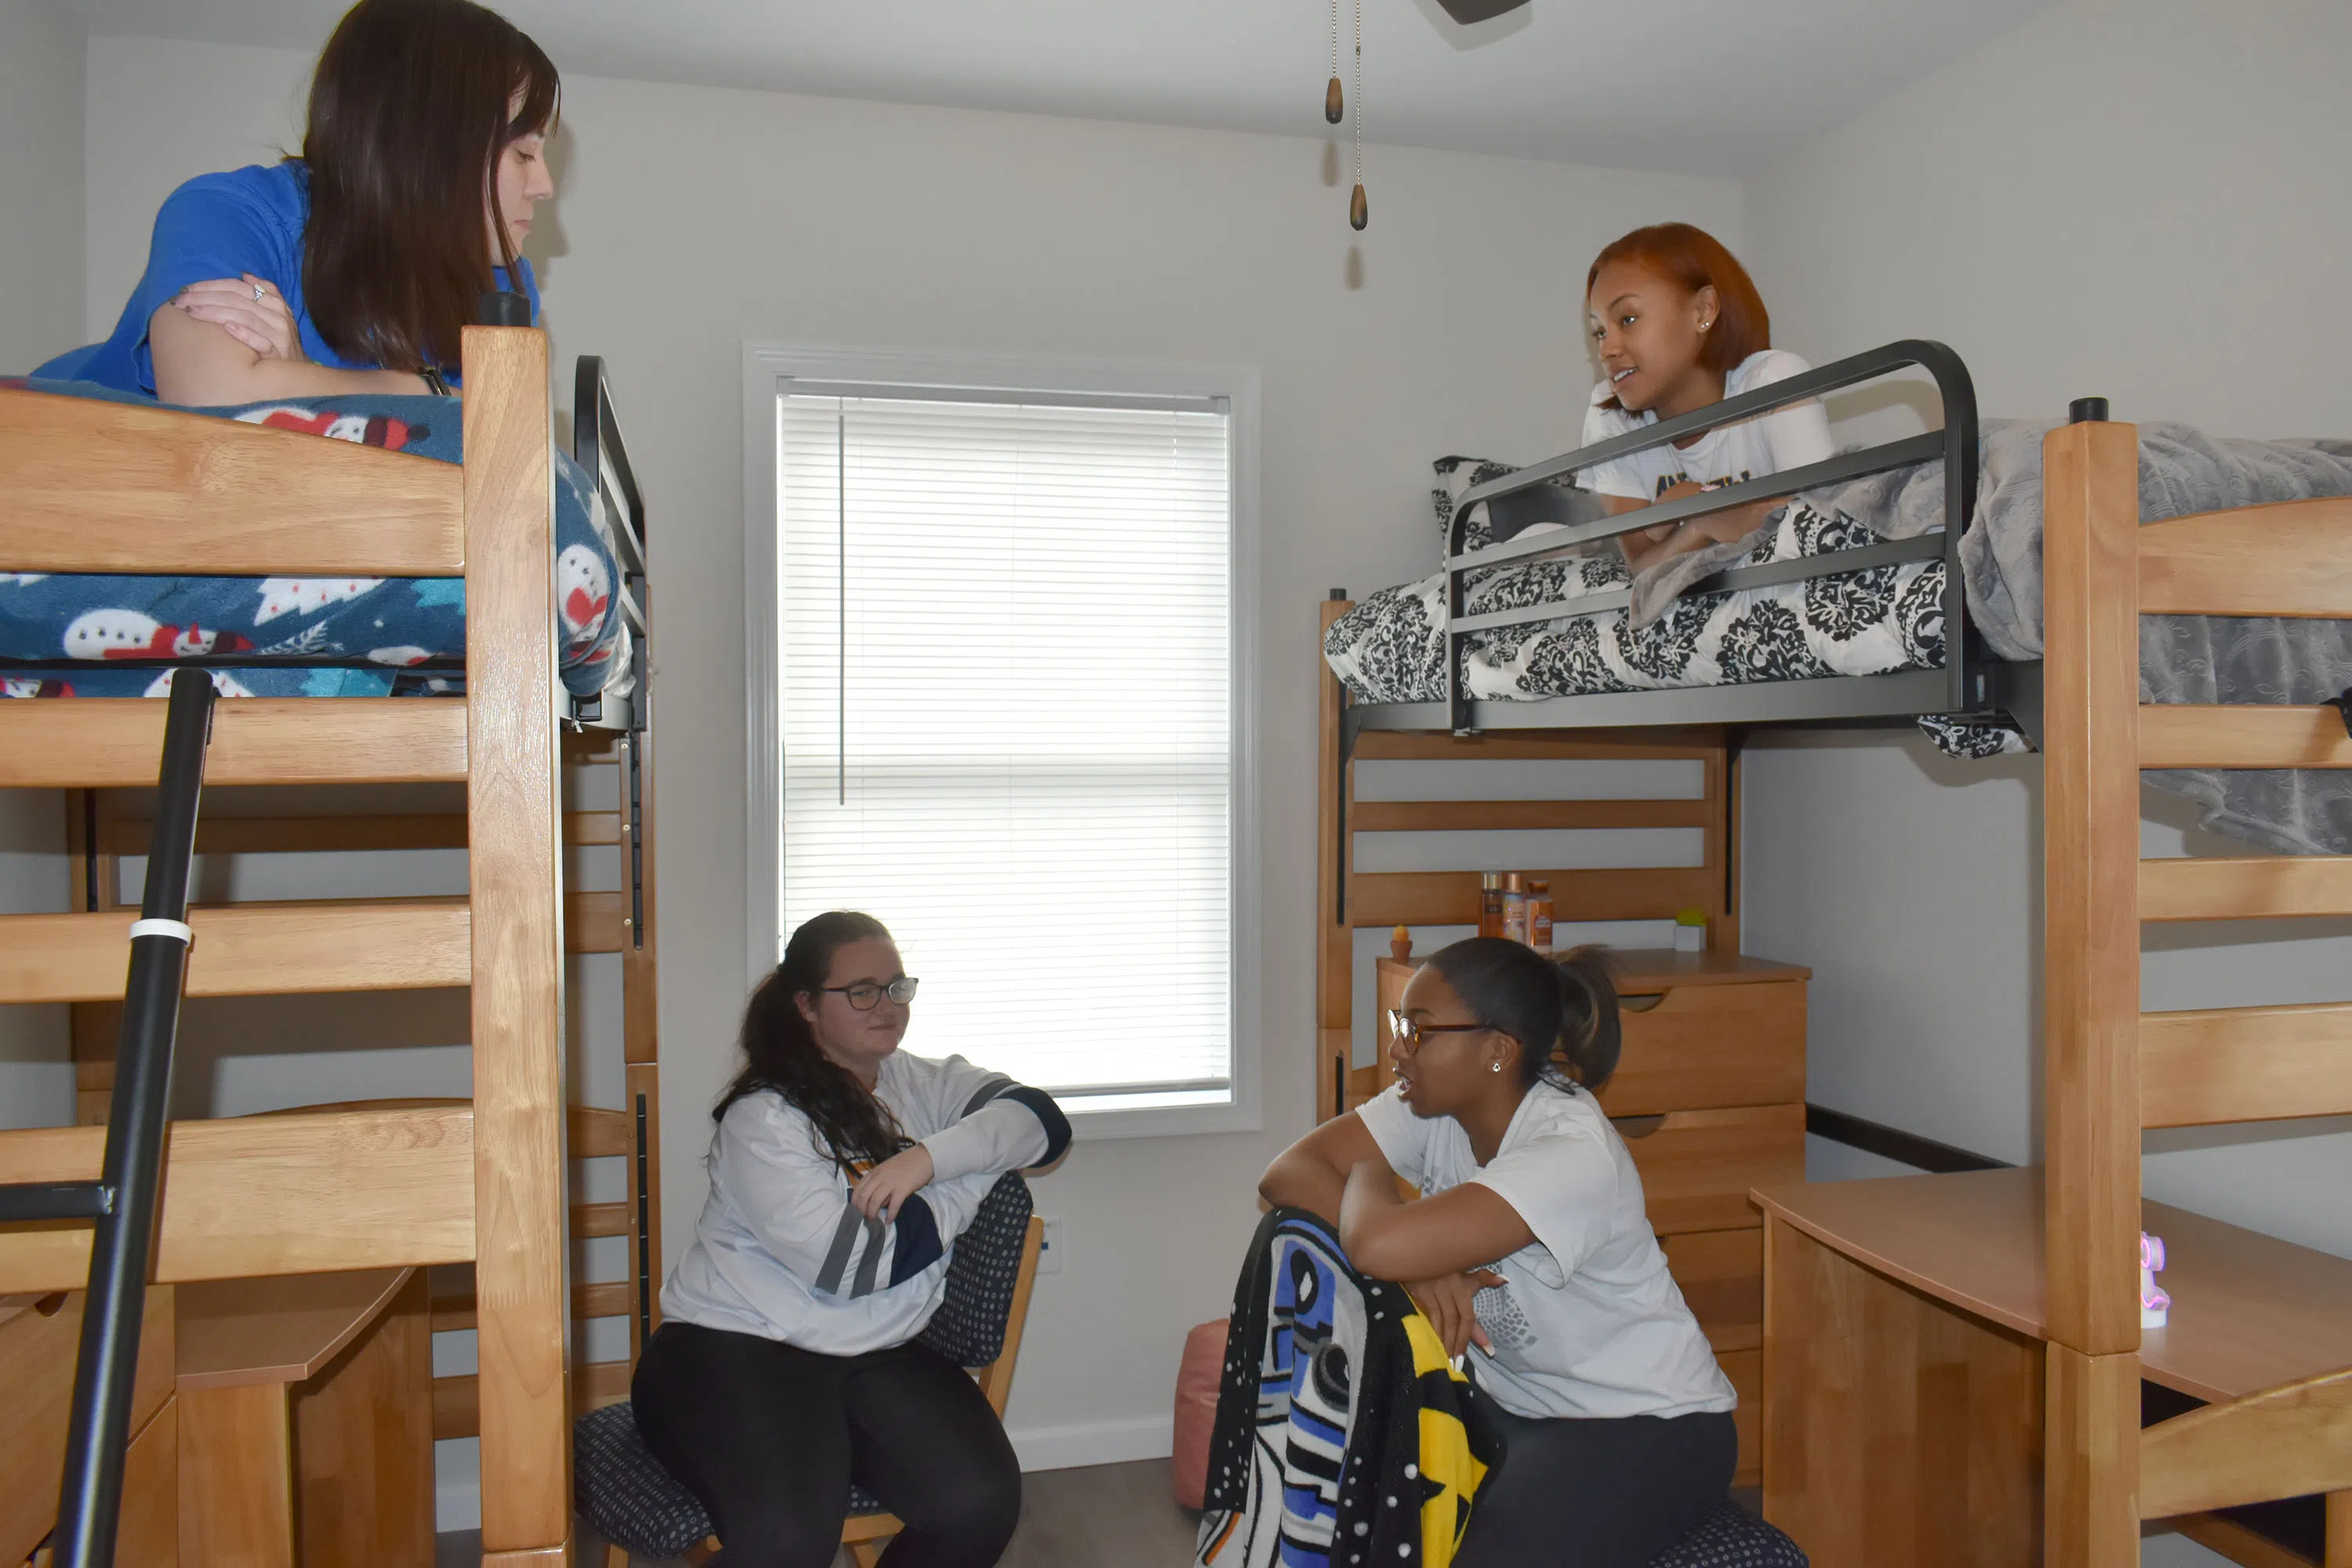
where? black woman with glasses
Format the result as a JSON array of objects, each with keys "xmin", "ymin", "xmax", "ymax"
[
  {"xmin": 633, "ymin": 910, "xmax": 1071, "ymax": 1568},
  {"xmin": 1257, "ymin": 938, "xmax": 1737, "ymax": 1568}
]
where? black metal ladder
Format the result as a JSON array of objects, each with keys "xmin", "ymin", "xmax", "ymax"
[{"xmin": 0, "ymin": 669, "xmax": 214, "ymax": 1568}]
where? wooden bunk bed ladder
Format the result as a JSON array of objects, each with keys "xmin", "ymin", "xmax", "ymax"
[{"xmin": 0, "ymin": 670, "xmax": 212, "ymax": 1568}]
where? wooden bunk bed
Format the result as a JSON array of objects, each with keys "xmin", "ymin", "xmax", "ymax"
[
  {"xmin": 0, "ymin": 328, "xmax": 655, "ymax": 1566},
  {"xmin": 1753, "ymin": 414, "xmax": 2352, "ymax": 1566},
  {"xmin": 1316, "ymin": 349, "xmax": 2352, "ymax": 1559}
]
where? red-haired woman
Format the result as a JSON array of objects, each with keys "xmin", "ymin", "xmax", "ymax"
[
  {"xmin": 37, "ymin": 0, "xmax": 557, "ymax": 405},
  {"xmin": 1582, "ymin": 223, "xmax": 1834, "ymax": 573}
]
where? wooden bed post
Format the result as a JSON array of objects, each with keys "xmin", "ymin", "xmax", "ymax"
[
  {"xmin": 1316, "ymin": 597, "xmax": 1356, "ymax": 1127},
  {"xmin": 2039, "ymin": 416, "xmax": 2145, "ymax": 1566},
  {"xmin": 463, "ymin": 324, "xmax": 571, "ymax": 1566}
]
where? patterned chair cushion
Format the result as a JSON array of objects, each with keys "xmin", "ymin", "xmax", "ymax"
[
  {"xmin": 1650, "ymin": 1500, "xmax": 1809, "ymax": 1568},
  {"xmin": 572, "ymin": 1171, "xmax": 1034, "ymax": 1557},
  {"xmin": 913, "ymin": 1171, "xmax": 1033, "ymax": 1367},
  {"xmin": 574, "ymin": 1401, "xmax": 887, "ymax": 1556}
]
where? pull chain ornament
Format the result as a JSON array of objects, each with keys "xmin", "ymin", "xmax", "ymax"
[
  {"xmin": 1348, "ymin": 0, "xmax": 1368, "ymax": 230},
  {"xmin": 1325, "ymin": 0, "xmax": 1343, "ymax": 122}
]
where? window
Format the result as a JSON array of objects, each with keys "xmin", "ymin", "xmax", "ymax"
[{"xmin": 745, "ymin": 349, "xmax": 1259, "ymax": 1132}]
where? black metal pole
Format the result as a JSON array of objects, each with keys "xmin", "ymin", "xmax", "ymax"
[{"xmin": 50, "ymin": 668, "xmax": 212, "ymax": 1568}]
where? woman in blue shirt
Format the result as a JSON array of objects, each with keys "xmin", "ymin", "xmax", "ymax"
[{"xmin": 38, "ymin": 0, "xmax": 557, "ymax": 405}]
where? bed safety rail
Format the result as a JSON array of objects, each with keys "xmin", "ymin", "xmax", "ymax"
[
  {"xmin": 1369, "ymin": 339, "xmax": 1991, "ymax": 739},
  {"xmin": 0, "ymin": 669, "xmax": 211, "ymax": 1568},
  {"xmin": 571, "ymin": 354, "xmax": 649, "ymax": 736}
]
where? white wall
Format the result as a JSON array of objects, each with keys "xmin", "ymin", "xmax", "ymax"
[
  {"xmin": 0, "ymin": 0, "xmax": 84, "ymax": 1132},
  {"xmin": 0, "ymin": 0, "xmax": 82, "ymax": 373},
  {"xmin": 1742, "ymin": 9, "xmax": 2352, "ymax": 1555},
  {"xmin": 80, "ymin": 34, "xmax": 1740, "ymax": 1475}
]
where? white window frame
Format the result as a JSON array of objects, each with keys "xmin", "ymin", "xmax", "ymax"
[{"xmin": 741, "ymin": 343, "xmax": 1263, "ymax": 1140}]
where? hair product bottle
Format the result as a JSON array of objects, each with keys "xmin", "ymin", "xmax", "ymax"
[
  {"xmin": 1527, "ymin": 879, "xmax": 1552, "ymax": 954},
  {"xmin": 1479, "ymin": 873, "xmax": 1504, "ymax": 938},
  {"xmin": 1501, "ymin": 873, "xmax": 1529, "ymax": 946}
]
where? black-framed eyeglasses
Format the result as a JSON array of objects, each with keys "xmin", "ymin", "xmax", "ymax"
[
  {"xmin": 824, "ymin": 976, "xmax": 920, "ymax": 1011},
  {"xmin": 1384, "ymin": 1008, "xmax": 1488, "ymax": 1048}
]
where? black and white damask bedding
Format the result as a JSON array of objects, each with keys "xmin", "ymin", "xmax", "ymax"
[
  {"xmin": 1330, "ymin": 434, "xmax": 2352, "ymax": 855},
  {"xmin": 1325, "ymin": 457, "xmax": 1955, "ymax": 713}
]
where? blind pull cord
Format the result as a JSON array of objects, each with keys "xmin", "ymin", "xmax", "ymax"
[{"xmin": 837, "ymin": 402, "xmax": 847, "ymax": 808}]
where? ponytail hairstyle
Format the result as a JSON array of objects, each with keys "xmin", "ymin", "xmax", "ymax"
[
  {"xmin": 1422, "ymin": 937, "xmax": 1624, "ymax": 1094},
  {"xmin": 299, "ymin": 0, "xmax": 560, "ymax": 376},
  {"xmin": 713, "ymin": 910, "xmax": 912, "ymax": 1173}
]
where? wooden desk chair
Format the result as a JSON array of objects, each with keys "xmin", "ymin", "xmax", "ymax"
[{"xmin": 574, "ymin": 1172, "xmax": 1045, "ymax": 1568}]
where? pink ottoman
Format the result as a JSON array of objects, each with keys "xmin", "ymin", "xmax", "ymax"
[{"xmin": 1171, "ymin": 1318, "xmax": 1230, "ymax": 1508}]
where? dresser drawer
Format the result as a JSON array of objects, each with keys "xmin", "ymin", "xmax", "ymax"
[
  {"xmin": 1660, "ymin": 1226, "xmax": 1762, "ymax": 1355},
  {"xmin": 1617, "ymin": 1103, "xmax": 1803, "ymax": 1236},
  {"xmin": 1599, "ymin": 977, "xmax": 1805, "ymax": 1117}
]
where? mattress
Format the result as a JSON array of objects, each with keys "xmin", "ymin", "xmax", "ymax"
[
  {"xmin": 0, "ymin": 379, "xmax": 625, "ymax": 700},
  {"xmin": 1325, "ymin": 499, "xmax": 1947, "ymax": 709}
]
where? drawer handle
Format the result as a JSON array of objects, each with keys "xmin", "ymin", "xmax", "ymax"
[
  {"xmin": 1614, "ymin": 1114, "xmax": 1668, "ymax": 1139},
  {"xmin": 1621, "ymin": 993, "xmax": 1668, "ymax": 1014}
]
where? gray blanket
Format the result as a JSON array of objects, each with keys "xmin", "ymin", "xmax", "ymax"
[{"xmin": 1624, "ymin": 420, "xmax": 2352, "ymax": 854}]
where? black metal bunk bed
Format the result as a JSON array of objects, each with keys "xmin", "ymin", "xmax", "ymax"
[{"xmin": 1339, "ymin": 339, "xmax": 2038, "ymax": 754}]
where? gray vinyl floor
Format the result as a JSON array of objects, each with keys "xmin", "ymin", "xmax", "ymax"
[{"xmin": 436, "ymin": 1457, "xmax": 1203, "ymax": 1566}]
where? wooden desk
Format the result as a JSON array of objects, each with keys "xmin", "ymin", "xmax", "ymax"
[
  {"xmin": 1753, "ymin": 1169, "xmax": 2352, "ymax": 1566},
  {"xmin": 4, "ymin": 1286, "xmax": 178, "ymax": 1568},
  {"xmin": 176, "ymin": 1268, "xmax": 434, "ymax": 1568}
]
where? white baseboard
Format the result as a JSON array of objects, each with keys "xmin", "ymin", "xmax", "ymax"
[{"xmin": 1007, "ymin": 1414, "xmax": 1174, "ymax": 1472}]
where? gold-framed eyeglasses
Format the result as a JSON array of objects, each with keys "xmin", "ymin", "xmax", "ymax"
[
  {"xmin": 823, "ymin": 976, "xmax": 920, "ymax": 1011},
  {"xmin": 1384, "ymin": 1009, "xmax": 1487, "ymax": 1047}
]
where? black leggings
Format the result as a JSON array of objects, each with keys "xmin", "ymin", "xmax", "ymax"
[
  {"xmin": 630, "ymin": 1319, "xmax": 1021, "ymax": 1568},
  {"xmin": 1455, "ymin": 1403, "xmax": 1736, "ymax": 1568}
]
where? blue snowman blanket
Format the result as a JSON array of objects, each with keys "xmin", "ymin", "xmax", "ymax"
[{"xmin": 0, "ymin": 378, "xmax": 623, "ymax": 700}]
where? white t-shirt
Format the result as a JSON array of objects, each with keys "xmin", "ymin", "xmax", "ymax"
[
  {"xmin": 661, "ymin": 1050, "xmax": 1056, "ymax": 1356},
  {"xmin": 1582, "ymin": 347, "xmax": 1834, "ymax": 503},
  {"xmin": 1356, "ymin": 1080, "xmax": 1735, "ymax": 1421}
]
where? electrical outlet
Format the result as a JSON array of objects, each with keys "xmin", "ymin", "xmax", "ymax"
[{"xmin": 1037, "ymin": 1218, "xmax": 1062, "ymax": 1275}]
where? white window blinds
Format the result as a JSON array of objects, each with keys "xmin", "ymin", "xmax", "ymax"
[{"xmin": 776, "ymin": 391, "xmax": 1234, "ymax": 1109}]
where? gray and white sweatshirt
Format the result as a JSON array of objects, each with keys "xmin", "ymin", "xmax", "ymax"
[{"xmin": 660, "ymin": 1050, "xmax": 1070, "ymax": 1355}]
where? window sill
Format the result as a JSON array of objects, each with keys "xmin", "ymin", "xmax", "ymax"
[{"xmin": 1062, "ymin": 1092, "xmax": 1261, "ymax": 1142}]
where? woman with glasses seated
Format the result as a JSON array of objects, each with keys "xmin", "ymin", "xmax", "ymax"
[
  {"xmin": 1257, "ymin": 939, "xmax": 1735, "ymax": 1568},
  {"xmin": 633, "ymin": 910, "xmax": 1072, "ymax": 1568}
]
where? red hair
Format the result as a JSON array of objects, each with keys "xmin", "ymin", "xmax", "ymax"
[{"xmin": 1586, "ymin": 223, "xmax": 1770, "ymax": 401}]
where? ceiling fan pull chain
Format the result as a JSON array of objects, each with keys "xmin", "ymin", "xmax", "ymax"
[
  {"xmin": 1326, "ymin": 0, "xmax": 1343, "ymax": 123},
  {"xmin": 1349, "ymin": 0, "xmax": 1368, "ymax": 230}
]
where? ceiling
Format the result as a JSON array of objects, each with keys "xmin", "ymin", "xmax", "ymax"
[{"xmin": 67, "ymin": 0, "xmax": 2059, "ymax": 178}]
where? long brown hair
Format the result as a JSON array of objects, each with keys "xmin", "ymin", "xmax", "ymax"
[
  {"xmin": 715, "ymin": 912, "xmax": 914, "ymax": 1174},
  {"xmin": 1586, "ymin": 223, "xmax": 1770, "ymax": 411},
  {"xmin": 299, "ymin": 0, "xmax": 558, "ymax": 374}
]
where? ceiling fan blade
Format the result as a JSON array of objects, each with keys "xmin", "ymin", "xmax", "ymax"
[{"xmin": 1433, "ymin": 0, "xmax": 1531, "ymax": 21}]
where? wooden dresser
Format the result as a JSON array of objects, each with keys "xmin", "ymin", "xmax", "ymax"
[{"xmin": 1372, "ymin": 947, "xmax": 1809, "ymax": 1485}]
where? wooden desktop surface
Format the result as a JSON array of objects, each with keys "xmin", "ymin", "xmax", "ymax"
[
  {"xmin": 177, "ymin": 1266, "xmax": 415, "ymax": 1389},
  {"xmin": 1752, "ymin": 1167, "xmax": 2352, "ymax": 1403}
]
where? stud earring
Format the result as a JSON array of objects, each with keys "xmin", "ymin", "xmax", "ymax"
[{"xmin": 1490, "ymin": 1061, "xmax": 1502, "ymax": 1073}]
